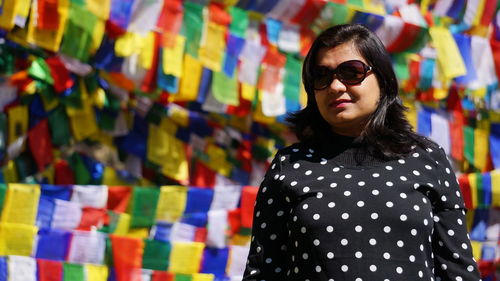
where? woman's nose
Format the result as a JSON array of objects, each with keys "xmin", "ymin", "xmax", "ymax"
[{"xmin": 328, "ymin": 77, "xmax": 347, "ymax": 93}]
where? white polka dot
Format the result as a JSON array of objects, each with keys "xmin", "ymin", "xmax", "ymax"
[
  {"xmin": 261, "ymin": 223, "xmax": 266, "ymax": 228},
  {"xmin": 277, "ymin": 210, "xmax": 284, "ymax": 216},
  {"xmin": 292, "ymin": 148, "xmax": 299, "ymax": 152},
  {"xmin": 418, "ymin": 270, "xmax": 423, "ymax": 277},
  {"xmin": 250, "ymin": 270, "xmax": 257, "ymax": 275},
  {"xmin": 327, "ymin": 252, "xmax": 334, "ymax": 259},
  {"xmin": 445, "ymin": 167, "xmax": 451, "ymax": 174},
  {"xmin": 423, "ymin": 219, "xmax": 428, "ymax": 225},
  {"xmin": 344, "ymin": 191, "xmax": 351, "ymax": 196},
  {"xmin": 256, "ymin": 246, "xmax": 261, "ymax": 253},
  {"xmin": 279, "ymin": 175, "xmax": 285, "ymax": 180},
  {"xmin": 320, "ymin": 159, "xmax": 327, "ymax": 165},
  {"xmin": 409, "ymin": 255, "xmax": 415, "ymax": 262},
  {"xmin": 280, "ymin": 156, "xmax": 286, "ymax": 161},
  {"xmin": 341, "ymin": 265, "xmax": 348, "ymax": 272},
  {"xmin": 358, "ymin": 181, "xmax": 365, "ymax": 186},
  {"xmin": 414, "ymin": 183, "xmax": 420, "ymax": 189},
  {"xmin": 445, "ymin": 181, "xmax": 450, "ymax": 187},
  {"xmin": 315, "ymin": 265, "xmax": 321, "ymax": 272},
  {"xmin": 467, "ymin": 265, "xmax": 474, "ymax": 272},
  {"xmin": 355, "ymin": 251, "xmax": 362, "ymax": 258},
  {"xmin": 328, "ymin": 202, "xmax": 335, "ymax": 208},
  {"xmin": 265, "ymin": 258, "xmax": 272, "ymax": 263},
  {"xmin": 386, "ymin": 181, "xmax": 393, "ymax": 186},
  {"xmin": 370, "ymin": 265, "xmax": 377, "ymax": 272},
  {"xmin": 293, "ymin": 163, "xmax": 300, "ymax": 169},
  {"xmin": 398, "ymin": 159, "xmax": 405, "ymax": 164},
  {"xmin": 386, "ymin": 201, "xmax": 394, "ymax": 207},
  {"xmin": 385, "ymin": 165, "xmax": 393, "ymax": 170},
  {"xmin": 400, "ymin": 214, "xmax": 407, "ymax": 221},
  {"xmin": 342, "ymin": 213, "xmax": 349, "ymax": 219},
  {"xmin": 397, "ymin": 240, "xmax": 404, "ymax": 247},
  {"xmin": 290, "ymin": 181, "xmax": 297, "ymax": 186},
  {"xmin": 317, "ymin": 176, "xmax": 324, "ymax": 181},
  {"xmin": 294, "ymin": 267, "xmax": 299, "ymax": 273},
  {"xmin": 313, "ymin": 239, "xmax": 320, "ymax": 246},
  {"xmin": 369, "ymin": 238, "xmax": 377, "ymax": 245},
  {"xmin": 275, "ymin": 267, "xmax": 281, "ymax": 273},
  {"xmin": 461, "ymin": 243, "xmax": 468, "ymax": 249},
  {"xmin": 371, "ymin": 213, "xmax": 378, "ymax": 219},
  {"xmin": 333, "ymin": 167, "xmax": 340, "ymax": 172},
  {"xmin": 357, "ymin": 201, "xmax": 365, "ymax": 207},
  {"xmin": 330, "ymin": 183, "xmax": 337, "ymax": 188},
  {"xmin": 384, "ymin": 226, "xmax": 391, "ymax": 233},
  {"xmin": 441, "ymin": 264, "xmax": 447, "ymax": 270},
  {"xmin": 383, "ymin": 252, "xmax": 390, "ymax": 259},
  {"xmin": 316, "ymin": 192, "xmax": 323, "ymax": 199},
  {"xmin": 456, "ymin": 277, "xmax": 462, "ymax": 281},
  {"xmin": 271, "ymin": 163, "xmax": 276, "ymax": 169},
  {"xmin": 303, "ymin": 186, "xmax": 310, "ymax": 192},
  {"xmin": 326, "ymin": 226, "xmax": 334, "ymax": 232},
  {"xmin": 396, "ymin": 267, "xmax": 403, "ymax": 274},
  {"xmin": 400, "ymin": 193, "xmax": 407, "ymax": 198},
  {"xmin": 313, "ymin": 214, "xmax": 320, "ymax": 220},
  {"xmin": 400, "ymin": 176, "xmax": 407, "ymax": 181},
  {"xmin": 433, "ymin": 216, "xmax": 440, "ymax": 222},
  {"xmin": 441, "ymin": 195, "xmax": 447, "ymax": 202},
  {"xmin": 448, "ymin": 229, "xmax": 455, "ymax": 236},
  {"xmin": 270, "ymin": 233, "xmax": 277, "ymax": 240},
  {"xmin": 262, "ymin": 187, "xmax": 267, "ymax": 193},
  {"xmin": 306, "ymin": 154, "xmax": 312, "ymax": 157},
  {"xmin": 425, "ymin": 165, "xmax": 432, "ymax": 170},
  {"xmin": 412, "ymin": 152, "xmax": 419, "ymax": 157},
  {"xmin": 456, "ymin": 191, "xmax": 461, "ymax": 197},
  {"xmin": 303, "ymin": 253, "xmax": 309, "ymax": 259},
  {"xmin": 267, "ymin": 198, "xmax": 273, "ymax": 204},
  {"xmin": 305, "ymin": 170, "xmax": 312, "ymax": 175},
  {"xmin": 372, "ymin": 189, "xmax": 380, "ymax": 195},
  {"xmin": 453, "ymin": 253, "xmax": 459, "ymax": 259},
  {"xmin": 341, "ymin": 239, "xmax": 348, "ymax": 245},
  {"xmin": 372, "ymin": 173, "xmax": 380, "ymax": 177},
  {"xmin": 411, "ymin": 229, "xmax": 417, "ymax": 236},
  {"xmin": 457, "ymin": 218, "xmax": 463, "ymax": 225},
  {"xmin": 414, "ymin": 205, "xmax": 420, "ymax": 211},
  {"xmin": 355, "ymin": 225, "xmax": 362, "ymax": 232},
  {"xmin": 301, "ymin": 227, "xmax": 307, "ymax": 233},
  {"xmin": 413, "ymin": 170, "xmax": 420, "ymax": 176},
  {"xmin": 302, "ymin": 204, "xmax": 308, "ymax": 209},
  {"xmin": 274, "ymin": 174, "xmax": 279, "ymax": 180},
  {"xmin": 345, "ymin": 174, "xmax": 352, "ymax": 179}
]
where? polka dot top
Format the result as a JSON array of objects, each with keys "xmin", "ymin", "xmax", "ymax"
[{"xmin": 243, "ymin": 138, "xmax": 481, "ymax": 281}]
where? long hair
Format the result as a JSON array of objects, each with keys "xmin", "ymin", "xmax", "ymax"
[{"xmin": 287, "ymin": 24, "xmax": 429, "ymax": 159}]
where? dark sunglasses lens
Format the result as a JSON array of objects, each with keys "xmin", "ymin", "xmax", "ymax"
[
  {"xmin": 313, "ymin": 72, "xmax": 333, "ymax": 90},
  {"xmin": 337, "ymin": 61, "xmax": 367, "ymax": 84}
]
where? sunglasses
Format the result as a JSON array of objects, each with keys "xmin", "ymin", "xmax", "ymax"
[{"xmin": 313, "ymin": 60, "xmax": 373, "ymax": 90}]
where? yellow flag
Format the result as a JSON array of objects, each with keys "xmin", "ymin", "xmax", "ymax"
[
  {"xmin": 7, "ymin": 105, "xmax": 28, "ymax": 145},
  {"xmin": 0, "ymin": 222, "xmax": 38, "ymax": 256},
  {"xmin": 147, "ymin": 120, "xmax": 189, "ymax": 182},
  {"xmin": 472, "ymin": 0, "xmax": 486, "ymax": 26},
  {"xmin": 162, "ymin": 35, "xmax": 186, "ymax": 77},
  {"xmin": 206, "ymin": 144, "xmax": 231, "ymax": 177},
  {"xmin": 199, "ymin": 21, "xmax": 226, "ymax": 72},
  {"xmin": 467, "ymin": 173, "xmax": 478, "ymax": 210},
  {"xmin": 90, "ymin": 19, "xmax": 106, "ymax": 54},
  {"xmin": 115, "ymin": 32, "xmax": 144, "ymax": 57},
  {"xmin": 429, "ymin": 27, "xmax": 466, "ymax": 79},
  {"xmin": 0, "ymin": 0, "xmax": 17, "ymax": 30},
  {"xmin": 175, "ymin": 54, "xmax": 203, "ymax": 102},
  {"xmin": 1, "ymin": 184, "xmax": 40, "ymax": 225},
  {"xmin": 474, "ymin": 129, "xmax": 488, "ymax": 171},
  {"xmin": 126, "ymin": 228, "xmax": 150, "ymax": 239},
  {"xmin": 169, "ymin": 242, "xmax": 205, "ymax": 274},
  {"xmin": 192, "ymin": 273, "xmax": 215, "ymax": 281},
  {"xmin": 86, "ymin": 0, "xmax": 111, "ymax": 21},
  {"xmin": 66, "ymin": 82, "xmax": 98, "ymax": 141},
  {"xmin": 114, "ymin": 213, "xmax": 131, "ymax": 235},
  {"xmin": 85, "ymin": 264, "xmax": 109, "ymax": 281},
  {"xmin": 2, "ymin": 161, "xmax": 18, "ymax": 183},
  {"xmin": 26, "ymin": 0, "xmax": 70, "ymax": 52},
  {"xmin": 491, "ymin": 170, "xmax": 500, "ymax": 207},
  {"xmin": 156, "ymin": 185, "xmax": 188, "ymax": 222},
  {"xmin": 470, "ymin": 241, "xmax": 482, "ymax": 261},
  {"xmin": 168, "ymin": 105, "xmax": 190, "ymax": 127},
  {"xmin": 102, "ymin": 166, "xmax": 137, "ymax": 186},
  {"xmin": 139, "ymin": 32, "xmax": 156, "ymax": 70},
  {"xmin": 241, "ymin": 83, "xmax": 256, "ymax": 101}
]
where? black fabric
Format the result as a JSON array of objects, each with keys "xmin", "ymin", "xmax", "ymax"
[{"xmin": 243, "ymin": 138, "xmax": 481, "ymax": 281}]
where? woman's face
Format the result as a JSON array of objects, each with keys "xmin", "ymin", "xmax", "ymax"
[{"xmin": 314, "ymin": 42, "xmax": 381, "ymax": 137}]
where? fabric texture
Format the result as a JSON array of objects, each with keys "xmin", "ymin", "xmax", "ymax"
[{"xmin": 243, "ymin": 135, "xmax": 481, "ymax": 281}]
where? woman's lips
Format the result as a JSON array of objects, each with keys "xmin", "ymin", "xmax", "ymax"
[{"xmin": 329, "ymin": 99, "xmax": 353, "ymax": 108}]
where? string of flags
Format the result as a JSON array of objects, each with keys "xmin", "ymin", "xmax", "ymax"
[
  {"xmin": 0, "ymin": 0, "xmax": 500, "ymax": 279},
  {"xmin": 0, "ymin": 182, "xmax": 497, "ymax": 281}
]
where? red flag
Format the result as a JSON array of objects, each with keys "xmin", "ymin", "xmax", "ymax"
[
  {"xmin": 37, "ymin": 259, "xmax": 63, "ymax": 281},
  {"xmin": 156, "ymin": 0, "xmax": 184, "ymax": 34},
  {"xmin": 151, "ymin": 271, "xmax": 174, "ymax": 281},
  {"xmin": 77, "ymin": 207, "xmax": 108, "ymax": 230},
  {"xmin": 458, "ymin": 174, "xmax": 472, "ymax": 209},
  {"xmin": 290, "ymin": 0, "xmax": 326, "ymax": 26},
  {"xmin": 110, "ymin": 235, "xmax": 144, "ymax": 281},
  {"xmin": 450, "ymin": 110, "xmax": 465, "ymax": 161},
  {"xmin": 107, "ymin": 186, "xmax": 132, "ymax": 213},
  {"xmin": 46, "ymin": 56, "xmax": 74, "ymax": 93},
  {"xmin": 191, "ymin": 161, "xmax": 216, "ymax": 188},
  {"xmin": 140, "ymin": 32, "xmax": 161, "ymax": 93},
  {"xmin": 227, "ymin": 208, "xmax": 241, "ymax": 235},
  {"xmin": 240, "ymin": 186, "xmax": 259, "ymax": 229},
  {"xmin": 28, "ymin": 119, "xmax": 54, "ymax": 171},
  {"xmin": 54, "ymin": 159, "xmax": 75, "ymax": 185},
  {"xmin": 37, "ymin": 0, "xmax": 60, "ymax": 30}
]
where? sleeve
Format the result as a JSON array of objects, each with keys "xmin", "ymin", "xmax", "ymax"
[
  {"xmin": 430, "ymin": 147, "xmax": 482, "ymax": 281},
  {"xmin": 242, "ymin": 151, "xmax": 291, "ymax": 281}
]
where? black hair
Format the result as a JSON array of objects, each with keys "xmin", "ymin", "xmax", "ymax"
[{"xmin": 286, "ymin": 23, "xmax": 430, "ymax": 160}]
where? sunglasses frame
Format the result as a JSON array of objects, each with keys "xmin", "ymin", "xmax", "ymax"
[{"xmin": 313, "ymin": 60, "xmax": 373, "ymax": 90}]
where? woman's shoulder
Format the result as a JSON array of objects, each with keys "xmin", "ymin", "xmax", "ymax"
[{"xmin": 412, "ymin": 137, "xmax": 451, "ymax": 167}]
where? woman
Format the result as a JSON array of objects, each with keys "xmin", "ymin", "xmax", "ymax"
[{"xmin": 243, "ymin": 24, "xmax": 481, "ymax": 281}]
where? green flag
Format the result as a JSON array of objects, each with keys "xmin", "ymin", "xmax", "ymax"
[
  {"xmin": 130, "ymin": 186, "xmax": 160, "ymax": 228},
  {"xmin": 182, "ymin": 2, "xmax": 204, "ymax": 58},
  {"xmin": 143, "ymin": 239, "xmax": 171, "ymax": 270},
  {"xmin": 63, "ymin": 263, "xmax": 85, "ymax": 281}
]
